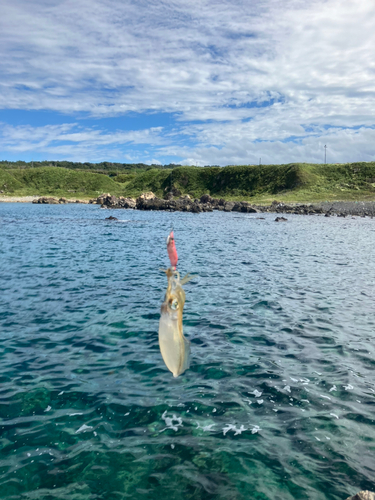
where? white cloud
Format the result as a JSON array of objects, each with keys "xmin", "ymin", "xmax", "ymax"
[
  {"xmin": 0, "ymin": 122, "xmax": 168, "ymax": 162},
  {"xmin": 0, "ymin": 0, "xmax": 374, "ymax": 163}
]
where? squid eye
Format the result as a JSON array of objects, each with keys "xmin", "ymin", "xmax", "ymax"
[{"xmin": 170, "ymin": 298, "xmax": 179, "ymax": 310}]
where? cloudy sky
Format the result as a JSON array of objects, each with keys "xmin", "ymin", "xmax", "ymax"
[{"xmin": 1, "ymin": 0, "xmax": 374, "ymax": 165}]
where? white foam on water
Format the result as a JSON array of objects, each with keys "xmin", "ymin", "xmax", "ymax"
[
  {"xmin": 160, "ymin": 411, "xmax": 183, "ymax": 432},
  {"xmin": 76, "ymin": 424, "xmax": 93, "ymax": 433},
  {"xmin": 223, "ymin": 424, "xmax": 246, "ymax": 436},
  {"xmin": 320, "ymin": 395, "xmax": 331, "ymax": 400},
  {"xmin": 249, "ymin": 390, "xmax": 262, "ymax": 398},
  {"xmin": 44, "ymin": 406, "xmax": 51, "ymax": 412},
  {"xmin": 251, "ymin": 425, "xmax": 261, "ymax": 434},
  {"xmin": 257, "ymin": 399, "xmax": 264, "ymax": 404},
  {"xmin": 329, "ymin": 385, "xmax": 337, "ymax": 392},
  {"xmin": 58, "ymin": 391, "xmax": 64, "ymax": 396},
  {"xmin": 171, "ymin": 444, "xmax": 175, "ymax": 449},
  {"xmin": 315, "ymin": 437, "xmax": 321, "ymax": 441},
  {"xmin": 196, "ymin": 423, "xmax": 215, "ymax": 432},
  {"xmin": 290, "ymin": 377, "xmax": 299, "ymax": 382},
  {"xmin": 124, "ymin": 412, "xmax": 129, "ymax": 416},
  {"xmin": 244, "ymin": 399, "xmax": 252, "ymax": 404},
  {"xmin": 326, "ymin": 436, "xmax": 330, "ymax": 440},
  {"xmin": 330, "ymin": 413, "xmax": 339, "ymax": 419},
  {"xmin": 69, "ymin": 413, "xmax": 83, "ymax": 416},
  {"xmin": 343, "ymin": 384, "xmax": 353, "ymax": 390},
  {"xmin": 283, "ymin": 385, "xmax": 291, "ymax": 393}
]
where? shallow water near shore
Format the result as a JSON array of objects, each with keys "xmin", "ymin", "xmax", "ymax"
[{"xmin": 1, "ymin": 203, "xmax": 375, "ymax": 500}]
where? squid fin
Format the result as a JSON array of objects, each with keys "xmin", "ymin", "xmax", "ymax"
[
  {"xmin": 174, "ymin": 335, "xmax": 191, "ymax": 377},
  {"xmin": 180, "ymin": 273, "xmax": 197, "ymax": 285}
]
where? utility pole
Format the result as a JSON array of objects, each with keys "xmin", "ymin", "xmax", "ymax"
[{"xmin": 324, "ymin": 145, "xmax": 327, "ymax": 164}]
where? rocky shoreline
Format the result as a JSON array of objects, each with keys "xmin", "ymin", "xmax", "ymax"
[
  {"xmin": 95, "ymin": 192, "xmax": 375, "ymax": 217},
  {"xmin": 2, "ymin": 193, "xmax": 375, "ymax": 217},
  {"xmin": 31, "ymin": 196, "xmax": 90, "ymax": 204}
]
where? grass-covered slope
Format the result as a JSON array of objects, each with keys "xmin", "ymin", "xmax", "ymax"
[
  {"xmin": 0, "ymin": 169, "xmax": 24, "ymax": 192},
  {"xmin": 2, "ymin": 167, "xmax": 124, "ymax": 198},
  {"xmin": 1, "ymin": 162, "xmax": 375, "ymax": 202},
  {"xmin": 0, "ymin": 160, "xmax": 178, "ymax": 174},
  {"xmin": 122, "ymin": 162, "xmax": 375, "ymax": 202}
]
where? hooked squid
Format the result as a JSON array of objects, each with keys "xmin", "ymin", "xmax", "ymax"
[{"xmin": 158, "ymin": 267, "xmax": 193, "ymax": 377}]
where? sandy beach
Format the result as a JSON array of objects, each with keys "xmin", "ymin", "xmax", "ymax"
[{"xmin": 0, "ymin": 196, "xmax": 40, "ymax": 203}]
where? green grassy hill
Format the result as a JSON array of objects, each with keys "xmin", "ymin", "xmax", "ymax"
[
  {"xmin": 122, "ymin": 162, "xmax": 375, "ymax": 202},
  {"xmin": 1, "ymin": 162, "xmax": 375, "ymax": 202},
  {"xmin": 0, "ymin": 160, "xmax": 178, "ymax": 174},
  {"xmin": 1, "ymin": 167, "xmax": 123, "ymax": 198}
]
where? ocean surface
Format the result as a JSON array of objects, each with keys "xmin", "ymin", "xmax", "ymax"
[{"xmin": 0, "ymin": 203, "xmax": 374, "ymax": 500}]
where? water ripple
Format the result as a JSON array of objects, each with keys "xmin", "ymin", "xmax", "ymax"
[{"xmin": 0, "ymin": 204, "xmax": 375, "ymax": 499}]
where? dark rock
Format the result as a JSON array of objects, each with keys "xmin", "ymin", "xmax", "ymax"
[
  {"xmin": 190, "ymin": 203, "xmax": 202, "ymax": 213},
  {"xmin": 232, "ymin": 201, "xmax": 257, "ymax": 213},
  {"xmin": 137, "ymin": 197, "xmax": 168, "ymax": 211},
  {"xmin": 106, "ymin": 195, "xmax": 118, "ymax": 207},
  {"xmin": 200, "ymin": 194, "xmax": 213, "ymax": 204},
  {"xmin": 209, "ymin": 198, "xmax": 225, "ymax": 208},
  {"xmin": 201, "ymin": 203, "xmax": 213, "ymax": 212},
  {"xmin": 346, "ymin": 491, "xmax": 375, "ymax": 500},
  {"xmin": 224, "ymin": 201, "xmax": 235, "ymax": 212},
  {"xmin": 117, "ymin": 196, "xmax": 136, "ymax": 209},
  {"xmin": 96, "ymin": 193, "xmax": 111, "ymax": 205},
  {"xmin": 275, "ymin": 216, "xmax": 288, "ymax": 222},
  {"xmin": 135, "ymin": 192, "xmax": 157, "ymax": 209},
  {"xmin": 99, "ymin": 194, "xmax": 136, "ymax": 209},
  {"xmin": 105, "ymin": 216, "xmax": 118, "ymax": 221},
  {"xmin": 32, "ymin": 197, "xmax": 60, "ymax": 204}
]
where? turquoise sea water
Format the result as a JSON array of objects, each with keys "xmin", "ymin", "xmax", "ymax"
[{"xmin": 0, "ymin": 203, "xmax": 374, "ymax": 500}]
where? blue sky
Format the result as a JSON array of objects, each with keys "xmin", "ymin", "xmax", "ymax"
[{"xmin": 1, "ymin": 0, "xmax": 374, "ymax": 165}]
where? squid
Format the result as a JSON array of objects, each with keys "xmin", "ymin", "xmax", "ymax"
[{"xmin": 158, "ymin": 267, "xmax": 193, "ymax": 377}]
